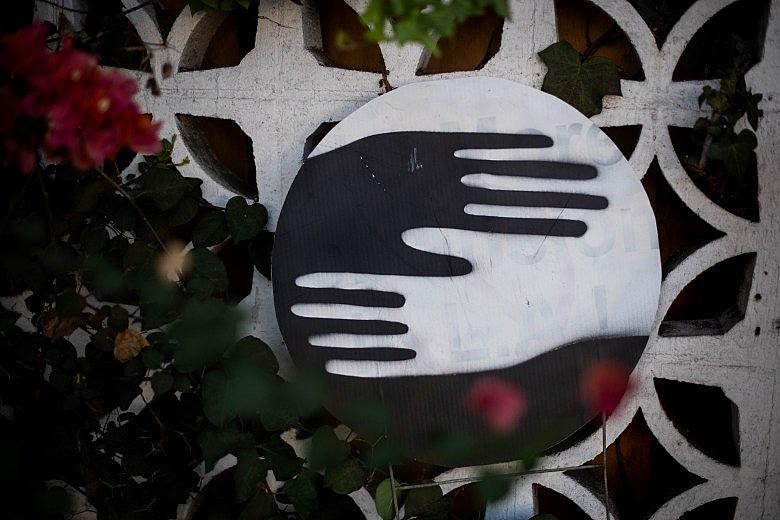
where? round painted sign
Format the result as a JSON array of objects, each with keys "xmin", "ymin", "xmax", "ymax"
[{"xmin": 272, "ymin": 77, "xmax": 661, "ymax": 466}]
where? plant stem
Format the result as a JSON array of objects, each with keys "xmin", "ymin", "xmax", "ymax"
[
  {"xmin": 0, "ymin": 171, "xmax": 34, "ymax": 236},
  {"xmin": 36, "ymin": 169, "xmax": 55, "ymax": 243},
  {"xmin": 697, "ymin": 111, "xmax": 720, "ymax": 172},
  {"xmin": 583, "ymin": 23, "xmax": 618, "ymax": 59},
  {"xmin": 97, "ymin": 168, "xmax": 170, "ymax": 256}
]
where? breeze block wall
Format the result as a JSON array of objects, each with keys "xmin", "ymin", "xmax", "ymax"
[{"xmin": 31, "ymin": 1, "xmax": 780, "ymax": 518}]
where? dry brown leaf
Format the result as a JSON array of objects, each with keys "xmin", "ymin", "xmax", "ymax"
[
  {"xmin": 40, "ymin": 310, "xmax": 81, "ymax": 340},
  {"xmin": 114, "ymin": 328, "xmax": 150, "ymax": 363}
]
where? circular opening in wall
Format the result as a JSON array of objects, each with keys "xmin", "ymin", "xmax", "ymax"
[
  {"xmin": 565, "ymin": 409, "xmax": 706, "ymax": 520},
  {"xmin": 175, "ymin": 114, "xmax": 258, "ymax": 198},
  {"xmin": 672, "ymin": 0, "xmax": 770, "ymax": 81},
  {"xmin": 178, "ymin": 2, "xmax": 258, "ymax": 71},
  {"xmin": 303, "ymin": 0, "xmax": 385, "ymax": 73},
  {"xmin": 81, "ymin": 0, "xmax": 151, "ymax": 71},
  {"xmin": 660, "ymin": 252, "xmax": 757, "ymax": 337},
  {"xmin": 554, "ymin": 0, "xmax": 645, "ymax": 80},
  {"xmin": 416, "ymin": 9, "xmax": 504, "ymax": 75},
  {"xmin": 640, "ymin": 159, "xmax": 725, "ymax": 277}
]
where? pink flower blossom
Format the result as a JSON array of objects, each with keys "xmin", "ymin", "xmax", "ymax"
[
  {"xmin": 0, "ymin": 23, "xmax": 161, "ymax": 173},
  {"xmin": 467, "ymin": 377, "xmax": 527, "ymax": 434},
  {"xmin": 580, "ymin": 360, "xmax": 633, "ymax": 416}
]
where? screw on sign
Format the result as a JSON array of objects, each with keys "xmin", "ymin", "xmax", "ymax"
[{"xmin": 272, "ymin": 78, "xmax": 661, "ymax": 466}]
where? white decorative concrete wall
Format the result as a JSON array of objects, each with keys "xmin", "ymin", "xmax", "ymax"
[{"xmin": 33, "ymin": 0, "xmax": 780, "ymax": 518}]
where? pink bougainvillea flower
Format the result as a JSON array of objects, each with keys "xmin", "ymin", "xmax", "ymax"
[
  {"xmin": 0, "ymin": 22, "xmax": 161, "ymax": 172},
  {"xmin": 580, "ymin": 360, "xmax": 633, "ymax": 416},
  {"xmin": 467, "ymin": 377, "xmax": 527, "ymax": 434},
  {"xmin": 0, "ymin": 23, "xmax": 49, "ymax": 80}
]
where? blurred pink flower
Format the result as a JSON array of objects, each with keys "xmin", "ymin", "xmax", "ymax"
[
  {"xmin": 0, "ymin": 23, "xmax": 161, "ymax": 172},
  {"xmin": 580, "ymin": 360, "xmax": 633, "ymax": 416},
  {"xmin": 467, "ymin": 377, "xmax": 527, "ymax": 434},
  {"xmin": 0, "ymin": 23, "xmax": 49, "ymax": 80}
]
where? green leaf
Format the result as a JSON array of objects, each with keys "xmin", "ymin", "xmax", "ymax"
[
  {"xmin": 141, "ymin": 348, "xmax": 164, "ymax": 369},
  {"xmin": 117, "ymin": 382, "xmax": 142, "ymax": 410},
  {"xmin": 124, "ymin": 357, "xmax": 147, "ymax": 377},
  {"xmin": 142, "ymin": 167, "xmax": 192, "ymax": 211},
  {"xmin": 201, "ymin": 365, "xmax": 272, "ymax": 427},
  {"xmin": 263, "ymin": 435, "xmax": 303, "ymax": 481},
  {"xmin": 74, "ymin": 179, "xmax": 108, "ymax": 212},
  {"xmin": 82, "ymin": 227, "xmax": 109, "ymax": 253},
  {"xmin": 168, "ymin": 195, "xmax": 200, "ymax": 227},
  {"xmin": 225, "ymin": 197, "xmax": 268, "ymax": 242},
  {"xmin": 248, "ymin": 231, "xmax": 274, "ymax": 280},
  {"xmin": 324, "ymin": 458, "xmax": 365, "ymax": 495},
  {"xmin": 235, "ymin": 448, "xmax": 268, "ymax": 502},
  {"xmin": 110, "ymin": 201, "xmax": 136, "ymax": 232},
  {"xmin": 238, "ymin": 490, "xmax": 276, "ymax": 520},
  {"xmin": 539, "ymin": 40, "xmax": 622, "ymax": 117},
  {"xmin": 708, "ymin": 128, "xmax": 758, "ymax": 179},
  {"xmin": 168, "ymin": 299, "xmax": 240, "ymax": 373},
  {"xmin": 256, "ymin": 380, "xmax": 299, "ymax": 431},
  {"xmin": 185, "ymin": 248, "xmax": 228, "ymax": 297},
  {"xmin": 151, "ymin": 371, "xmax": 174, "ymax": 396},
  {"xmin": 475, "ymin": 472, "xmax": 510, "ymax": 503},
  {"xmin": 308, "ymin": 426, "xmax": 350, "ymax": 471},
  {"xmin": 138, "ymin": 278, "xmax": 181, "ymax": 329},
  {"xmin": 198, "ymin": 425, "xmax": 254, "ymax": 472},
  {"xmin": 108, "ymin": 305, "xmax": 129, "ymax": 331},
  {"xmin": 55, "ymin": 289, "xmax": 85, "ymax": 318},
  {"xmin": 123, "ymin": 242, "xmax": 156, "ymax": 271},
  {"xmin": 201, "ymin": 370, "xmax": 235, "ymax": 426},
  {"xmin": 225, "ymin": 336, "xmax": 279, "ymax": 374},
  {"xmin": 0, "ymin": 308, "xmax": 19, "ymax": 330},
  {"xmin": 374, "ymin": 478, "xmax": 395, "ymax": 520},
  {"xmin": 174, "ymin": 373, "xmax": 192, "ymax": 392},
  {"xmin": 360, "ymin": 0, "xmax": 507, "ymax": 50},
  {"xmin": 41, "ymin": 241, "xmax": 80, "ymax": 274},
  {"xmin": 192, "ymin": 211, "xmax": 228, "ymax": 247},
  {"xmin": 282, "ymin": 475, "xmax": 317, "ymax": 518}
]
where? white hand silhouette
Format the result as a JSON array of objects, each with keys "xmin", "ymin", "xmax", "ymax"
[{"xmin": 290, "ymin": 150, "xmax": 659, "ymax": 378}]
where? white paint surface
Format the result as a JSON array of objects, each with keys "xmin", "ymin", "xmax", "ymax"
[
  {"xmin": 295, "ymin": 78, "xmax": 660, "ymax": 378},
  {"xmin": 31, "ymin": 0, "xmax": 780, "ymax": 518}
]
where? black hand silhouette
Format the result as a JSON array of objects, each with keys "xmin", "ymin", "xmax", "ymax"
[{"xmin": 273, "ymin": 131, "xmax": 609, "ymax": 370}]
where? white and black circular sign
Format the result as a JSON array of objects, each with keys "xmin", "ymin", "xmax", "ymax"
[{"xmin": 272, "ymin": 78, "xmax": 661, "ymax": 466}]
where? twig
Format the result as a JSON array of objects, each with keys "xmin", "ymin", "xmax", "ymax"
[
  {"xmin": 388, "ymin": 464, "xmax": 400, "ymax": 519},
  {"xmin": 96, "ymin": 168, "xmax": 170, "ymax": 255},
  {"xmin": 36, "ymin": 0, "xmax": 89, "ymax": 13},
  {"xmin": 0, "ymin": 171, "xmax": 34, "ymax": 236},
  {"xmin": 697, "ymin": 111, "xmax": 720, "ymax": 171},
  {"xmin": 394, "ymin": 464, "xmax": 604, "ymax": 491},
  {"xmin": 258, "ymin": 15, "xmax": 292, "ymax": 29},
  {"xmin": 380, "ymin": 69, "xmax": 394, "ymax": 93},
  {"xmin": 602, "ymin": 412, "xmax": 610, "ymax": 520},
  {"xmin": 36, "ymin": 0, "xmax": 154, "ymax": 15},
  {"xmin": 36, "ymin": 169, "xmax": 56, "ymax": 243},
  {"xmin": 583, "ymin": 23, "xmax": 619, "ymax": 59}
]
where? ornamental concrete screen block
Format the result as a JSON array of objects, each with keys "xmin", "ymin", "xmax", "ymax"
[
  {"xmin": 272, "ymin": 77, "xmax": 662, "ymax": 465},
  {"xmin": 33, "ymin": 0, "xmax": 780, "ymax": 518}
]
